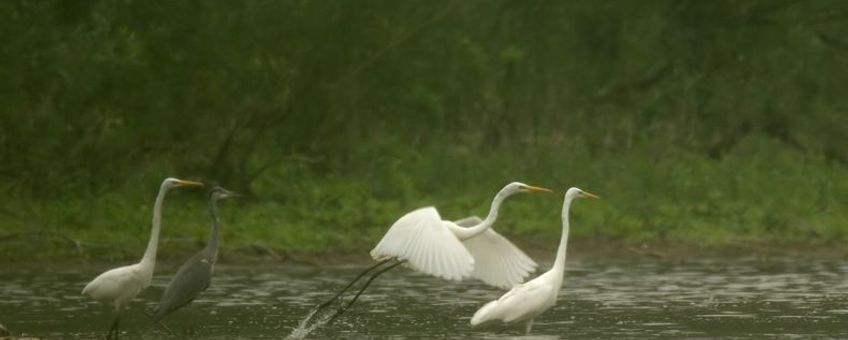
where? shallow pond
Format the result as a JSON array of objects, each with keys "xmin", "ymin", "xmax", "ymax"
[{"xmin": 2, "ymin": 257, "xmax": 848, "ymax": 339}]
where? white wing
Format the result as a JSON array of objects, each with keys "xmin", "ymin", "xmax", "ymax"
[
  {"xmin": 454, "ymin": 217, "xmax": 537, "ymax": 289},
  {"xmin": 370, "ymin": 207, "xmax": 474, "ymax": 281}
]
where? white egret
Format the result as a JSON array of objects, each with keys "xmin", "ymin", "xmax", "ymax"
[
  {"xmin": 81, "ymin": 177, "xmax": 203, "ymax": 339},
  {"xmin": 153, "ymin": 186, "xmax": 238, "ymax": 322},
  {"xmin": 470, "ymin": 187, "xmax": 599, "ymax": 335},
  {"xmin": 310, "ymin": 182, "xmax": 550, "ymax": 323}
]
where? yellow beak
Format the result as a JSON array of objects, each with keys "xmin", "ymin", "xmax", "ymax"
[
  {"xmin": 583, "ymin": 191, "xmax": 600, "ymax": 199},
  {"xmin": 524, "ymin": 185, "xmax": 553, "ymax": 193},
  {"xmin": 176, "ymin": 179, "xmax": 204, "ymax": 187}
]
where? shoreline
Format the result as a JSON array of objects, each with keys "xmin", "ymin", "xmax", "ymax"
[{"xmin": 2, "ymin": 238, "xmax": 846, "ymax": 269}]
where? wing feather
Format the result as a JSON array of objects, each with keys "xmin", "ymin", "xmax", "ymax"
[
  {"xmin": 370, "ymin": 207, "xmax": 474, "ymax": 281},
  {"xmin": 461, "ymin": 228, "xmax": 538, "ymax": 289}
]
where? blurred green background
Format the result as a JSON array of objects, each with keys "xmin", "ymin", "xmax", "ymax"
[{"xmin": 1, "ymin": 0, "xmax": 847, "ymax": 261}]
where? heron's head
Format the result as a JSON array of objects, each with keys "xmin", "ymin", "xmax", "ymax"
[
  {"xmin": 210, "ymin": 186, "xmax": 239, "ymax": 201},
  {"xmin": 503, "ymin": 182, "xmax": 552, "ymax": 195},
  {"xmin": 566, "ymin": 187, "xmax": 600, "ymax": 200},
  {"xmin": 163, "ymin": 177, "xmax": 204, "ymax": 189}
]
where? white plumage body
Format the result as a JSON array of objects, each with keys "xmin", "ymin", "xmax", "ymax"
[
  {"xmin": 470, "ymin": 270, "xmax": 561, "ymax": 326},
  {"xmin": 82, "ymin": 263, "xmax": 152, "ymax": 311}
]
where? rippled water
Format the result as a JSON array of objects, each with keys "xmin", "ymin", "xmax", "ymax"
[{"xmin": 2, "ymin": 257, "xmax": 848, "ymax": 339}]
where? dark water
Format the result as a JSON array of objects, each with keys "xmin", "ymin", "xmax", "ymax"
[{"xmin": 2, "ymin": 257, "xmax": 848, "ymax": 339}]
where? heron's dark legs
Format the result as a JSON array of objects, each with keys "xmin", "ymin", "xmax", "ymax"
[
  {"xmin": 327, "ymin": 259, "xmax": 405, "ymax": 323},
  {"xmin": 322, "ymin": 260, "xmax": 392, "ymax": 308},
  {"xmin": 305, "ymin": 258, "xmax": 393, "ymax": 323},
  {"xmin": 185, "ymin": 307, "xmax": 200, "ymax": 336},
  {"xmin": 141, "ymin": 310, "xmax": 175, "ymax": 335}
]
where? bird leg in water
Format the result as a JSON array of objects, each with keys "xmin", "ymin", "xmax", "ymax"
[
  {"xmin": 301, "ymin": 259, "xmax": 394, "ymax": 325},
  {"xmin": 327, "ymin": 259, "xmax": 405, "ymax": 324},
  {"xmin": 107, "ymin": 315, "xmax": 119, "ymax": 339},
  {"xmin": 141, "ymin": 311, "xmax": 174, "ymax": 335}
]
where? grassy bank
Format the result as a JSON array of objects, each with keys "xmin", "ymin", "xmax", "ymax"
[
  {"xmin": 2, "ymin": 134, "xmax": 846, "ymax": 263},
  {"xmin": 2, "ymin": 1, "xmax": 847, "ymax": 263}
]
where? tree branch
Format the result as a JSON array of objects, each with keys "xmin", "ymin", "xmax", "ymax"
[
  {"xmin": 333, "ymin": 3, "xmax": 455, "ymax": 87},
  {"xmin": 0, "ymin": 230, "xmax": 84, "ymax": 253},
  {"xmin": 817, "ymin": 31, "xmax": 848, "ymax": 51}
]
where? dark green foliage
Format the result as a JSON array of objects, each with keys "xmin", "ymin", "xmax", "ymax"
[{"xmin": 1, "ymin": 0, "xmax": 847, "ymax": 260}]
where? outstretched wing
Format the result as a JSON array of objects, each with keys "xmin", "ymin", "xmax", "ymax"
[
  {"xmin": 460, "ymin": 226, "xmax": 537, "ymax": 289},
  {"xmin": 370, "ymin": 207, "xmax": 474, "ymax": 281}
]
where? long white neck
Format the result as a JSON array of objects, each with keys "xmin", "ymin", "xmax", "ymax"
[
  {"xmin": 140, "ymin": 183, "xmax": 169, "ymax": 270},
  {"xmin": 551, "ymin": 193, "xmax": 575, "ymax": 285},
  {"xmin": 452, "ymin": 189, "xmax": 509, "ymax": 240}
]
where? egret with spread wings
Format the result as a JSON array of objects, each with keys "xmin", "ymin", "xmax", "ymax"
[{"xmin": 310, "ymin": 182, "xmax": 550, "ymax": 323}]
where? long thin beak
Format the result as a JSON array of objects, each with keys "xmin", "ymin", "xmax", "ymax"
[
  {"xmin": 525, "ymin": 185, "xmax": 553, "ymax": 193},
  {"xmin": 583, "ymin": 191, "xmax": 600, "ymax": 199},
  {"xmin": 177, "ymin": 179, "xmax": 204, "ymax": 187}
]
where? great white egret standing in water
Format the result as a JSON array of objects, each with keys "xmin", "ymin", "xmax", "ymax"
[
  {"xmin": 309, "ymin": 182, "xmax": 551, "ymax": 324},
  {"xmin": 470, "ymin": 187, "xmax": 599, "ymax": 334},
  {"xmin": 153, "ymin": 186, "xmax": 238, "ymax": 322},
  {"xmin": 82, "ymin": 177, "xmax": 203, "ymax": 339}
]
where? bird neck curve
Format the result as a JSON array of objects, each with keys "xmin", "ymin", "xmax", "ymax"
[
  {"xmin": 453, "ymin": 189, "xmax": 508, "ymax": 240},
  {"xmin": 140, "ymin": 182, "xmax": 169, "ymax": 270},
  {"xmin": 551, "ymin": 193, "xmax": 575, "ymax": 282},
  {"xmin": 204, "ymin": 196, "xmax": 221, "ymax": 261}
]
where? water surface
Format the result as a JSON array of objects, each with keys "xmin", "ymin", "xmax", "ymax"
[{"xmin": 2, "ymin": 257, "xmax": 847, "ymax": 338}]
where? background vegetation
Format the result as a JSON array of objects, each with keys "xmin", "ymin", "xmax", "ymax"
[{"xmin": 2, "ymin": 0, "xmax": 847, "ymax": 262}]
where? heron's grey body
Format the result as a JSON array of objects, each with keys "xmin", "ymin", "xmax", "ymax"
[
  {"xmin": 152, "ymin": 248, "xmax": 215, "ymax": 321},
  {"xmin": 153, "ymin": 186, "xmax": 234, "ymax": 322}
]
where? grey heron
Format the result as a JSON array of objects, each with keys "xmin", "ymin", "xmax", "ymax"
[{"xmin": 152, "ymin": 186, "xmax": 238, "ymax": 322}]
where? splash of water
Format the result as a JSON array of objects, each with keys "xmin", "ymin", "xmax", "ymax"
[{"xmin": 285, "ymin": 306, "xmax": 335, "ymax": 340}]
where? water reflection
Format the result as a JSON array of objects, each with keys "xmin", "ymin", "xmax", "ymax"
[{"xmin": 1, "ymin": 257, "xmax": 847, "ymax": 339}]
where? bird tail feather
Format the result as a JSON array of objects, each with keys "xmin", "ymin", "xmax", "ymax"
[{"xmin": 470, "ymin": 300, "xmax": 499, "ymax": 326}]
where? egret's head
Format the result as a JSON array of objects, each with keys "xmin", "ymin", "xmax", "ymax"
[
  {"xmin": 503, "ymin": 182, "xmax": 553, "ymax": 195},
  {"xmin": 210, "ymin": 186, "xmax": 239, "ymax": 201},
  {"xmin": 566, "ymin": 187, "xmax": 600, "ymax": 200},
  {"xmin": 163, "ymin": 177, "xmax": 204, "ymax": 189}
]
